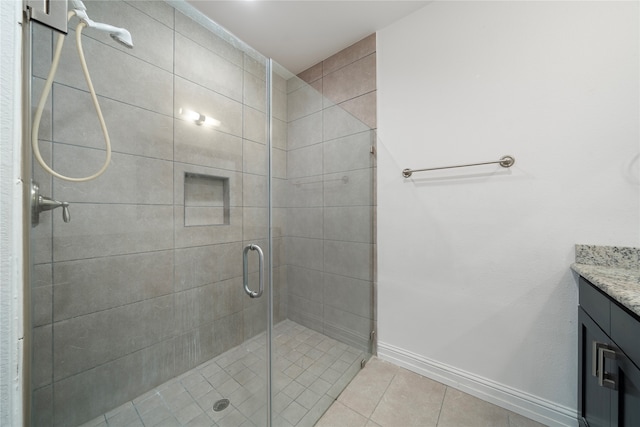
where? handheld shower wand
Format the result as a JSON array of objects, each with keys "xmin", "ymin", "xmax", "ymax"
[
  {"xmin": 70, "ymin": 0, "xmax": 133, "ymax": 48},
  {"xmin": 32, "ymin": 0, "xmax": 134, "ymax": 182}
]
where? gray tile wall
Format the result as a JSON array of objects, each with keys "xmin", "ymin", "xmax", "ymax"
[
  {"xmin": 30, "ymin": 1, "xmax": 286, "ymax": 425},
  {"xmin": 30, "ymin": 3, "xmax": 374, "ymax": 424},
  {"xmin": 284, "ymin": 35, "xmax": 376, "ymax": 352}
]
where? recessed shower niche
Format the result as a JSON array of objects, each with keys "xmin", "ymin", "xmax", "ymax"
[{"xmin": 183, "ymin": 172, "xmax": 230, "ymax": 226}]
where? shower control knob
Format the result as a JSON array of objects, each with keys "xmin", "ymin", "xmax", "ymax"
[
  {"xmin": 61, "ymin": 202, "xmax": 71, "ymax": 223},
  {"xmin": 31, "ymin": 181, "xmax": 71, "ymax": 226}
]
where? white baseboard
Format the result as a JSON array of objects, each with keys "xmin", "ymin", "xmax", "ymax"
[{"xmin": 377, "ymin": 341, "xmax": 578, "ymax": 427}]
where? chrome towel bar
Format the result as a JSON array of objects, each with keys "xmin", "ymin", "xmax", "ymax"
[{"xmin": 402, "ymin": 155, "xmax": 515, "ymax": 178}]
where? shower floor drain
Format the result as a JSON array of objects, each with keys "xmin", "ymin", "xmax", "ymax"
[{"xmin": 213, "ymin": 399, "xmax": 230, "ymax": 412}]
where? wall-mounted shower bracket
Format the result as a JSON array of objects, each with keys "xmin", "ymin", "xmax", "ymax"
[
  {"xmin": 25, "ymin": 0, "xmax": 68, "ymax": 34},
  {"xmin": 31, "ymin": 181, "xmax": 70, "ymax": 227}
]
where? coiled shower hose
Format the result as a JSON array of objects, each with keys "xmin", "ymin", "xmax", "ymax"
[{"xmin": 32, "ymin": 11, "xmax": 111, "ymax": 182}]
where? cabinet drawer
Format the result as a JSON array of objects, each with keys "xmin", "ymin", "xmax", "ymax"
[
  {"xmin": 579, "ymin": 277, "xmax": 611, "ymax": 335},
  {"xmin": 611, "ymin": 302, "xmax": 640, "ymax": 368}
]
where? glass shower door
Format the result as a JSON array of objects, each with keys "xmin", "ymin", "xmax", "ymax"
[
  {"xmin": 27, "ymin": 1, "xmax": 375, "ymax": 426},
  {"xmin": 27, "ymin": 1, "xmax": 271, "ymax": 425},
  {"xmin": 268, "ymin": 61, "xmax": 375, "ymax": 426}
]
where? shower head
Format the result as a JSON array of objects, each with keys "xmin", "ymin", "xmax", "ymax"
[
  {"xmin": 92, "ymin": 23, "xmax": 133, "ymax": 48},
  {"xmin": 71, "ymin": 1, "xmax": 134, "ymax": 49},
  {"xmin": 110, "ymin": 31, "xmax": 133, "ymax": 49}
]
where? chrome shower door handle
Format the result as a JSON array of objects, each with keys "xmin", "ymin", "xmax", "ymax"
[{"xmin": 242, "ymin": 244, "xmax": 264, "ymax": 298}]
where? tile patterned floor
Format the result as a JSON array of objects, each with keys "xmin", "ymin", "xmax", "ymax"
[
  {"xmin": 80, "ymin": 320, "xmax": 365, "ymax": 427},
  {"xmin": 79, "ymin": 322, "xmax": 548, "ymax": 427},
  {"xmin": 316, "ymin": 357, "xmax": 549, "ymax": 427}
]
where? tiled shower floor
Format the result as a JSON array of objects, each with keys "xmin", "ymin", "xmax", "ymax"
[{"xmin": 80, "ymin": 320, "xmax": 366, "ymax": 427}]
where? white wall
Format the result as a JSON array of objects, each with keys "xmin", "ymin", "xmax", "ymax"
[
  {"xmin": 0, "ymin": 0, "xmax": 24, "ymax": 425},
  {"xmin": 377, "ymin": 2, "xmax": 639, "ymax": 426}
]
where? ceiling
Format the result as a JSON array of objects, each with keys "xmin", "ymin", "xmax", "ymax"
[{"xmin": 186, "ymin": 1, "xmax": 430, "ymax": 74}]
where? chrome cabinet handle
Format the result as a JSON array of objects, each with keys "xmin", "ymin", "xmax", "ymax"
[
  {"xmin": 242, "ymin": 244, "xmax": 264, "ymax": 298},
  {"xmin": 592, "ymin": 341, "xmax": 607, "ymax": 377},
  {"xmin": 598, "ymin": 346, "xmax": 618, "ymax": 390}
]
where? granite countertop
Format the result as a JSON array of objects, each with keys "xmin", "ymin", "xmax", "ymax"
[{"xmin": 571, "ymin": 245, "xmax": 640, "ymax": 318}]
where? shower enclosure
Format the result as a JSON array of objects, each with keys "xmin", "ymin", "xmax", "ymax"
[{"xmin": 24, "ymin": 1, "xmax": 375, "ymax": 426}]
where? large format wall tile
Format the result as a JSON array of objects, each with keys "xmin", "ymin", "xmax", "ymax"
[
  {"xmin": 324, "ymin": 169, "xmax": 373, "ymax": 207},
  {"xmin": 32, "ymin": 78, "xmax": 51, "ymax": 142},
  {"xmin": 288, "ymin": 294, "xmax": 323, "ymax": 332},
  {"xmin": 33, "ymin": 2, "xmax": 374, "ymax": 423},
  {"xmin": 53, "ymin": 146, "xmax": 174, "ymax": 205},
  {"xmin": 32, "ymin": 325, "xmax": 52, "ymax": 390},
  {"xmin": 244, "ymin": 70, "xmax": 267, "ymax": 112},
  {"xmin": 55, "ymin": 30, "xmax": 173, "ymax": 115},
  {"xmin": 125, "ymin": 0, "xmax": 175, "ymax": 28},
  {"xmin": 174, "ymin": 243, "xmax": 243, "ymax": 291},
  {"xmin": 323, "ymin": 131, "xmax": 373, "ymax": 174},
  {"xmin": 324, "ymin": 206, "xmax": 372, "ymax": 243},
  {"xmin": 53, "ymin": 294, "xmax": 174, "ymax": 380},
  {"xmin": 32, "ymin": 385, "xmax": 53, "ymax": 427},
  {"xmin": 173, "ymin": 324, "xmax": 217, "ymax": 374},
  {"xmin": 32, "ymin": 24, "xmax": 52, "ymax": 80},
  {"xmin": 31, "ymin": 264, "xmax": 52, "ymax": 328},
  {"xmin": 243, "ymin": 297, "xmax": 268, "ymax": 339},
  {"xmin": 288, "ymin": 265, "xmax": 324, "ymax": 303},
  {"xmin": 323, "ymin": 54, "xmax": 376, "ymax": 106},
  {"xmin": 212, "ymin": 312, "xmax": 245, "ymax": 356},
  {"xmin": 284, "ymin": 237, "xmax": 324, "ymax": 272},
  {"xmin": 324, "ymin": 240, "xmax": 372, "ymax": 282},
  {"xmin": 245, "ymin": 53, "xmax": 267, "ymax": 81},
  {"xmin": 244, "ymin": 140, "xmax": 268, "ymax": 176},
  {"xmin": 32, "ymin": 2, "xmax": 293, "ymax": 425},
  {"xmin": 52, "ymin": 204, "xmax": 174, "ymax": 261},
  {"xmin": 174, "ymin": 119, "xmax": 243, "ymax": 171},
  {"xmin": 175, "ymin": 11, "xmax": 243, "ymax": 68},
  {"xmin": 53, "ymin": 339, "xmax": 175, "ymax": 427},
  {"xmin": 323, "ymin": 34, "xmax": 375, "ymax": 76},
  {"xmin": 287, "ymin": 144, "xmax": 323, "ymax": 179},
  {"xmin": 53, "ymin": 83, "xmax": 174, "ymax": 160},
  {"xmin": 323, "ymin": 273, "xmax": 373, "ymax": 320},
  {"xmin": 273, "ymin": 148, "xmax": 287, "ymax": 180},
  {"xmin": 273, "ymin": 117, "xmax": 287, "ymax": 150},
  {"xmin": 288, "ymin": 112, "xmax": 323, "ymax": 150},
  {"xmin": 286, "ymin": 208, "xmax": 324, "ymax": 240},
  {"xmin": 243, "ymin": 207, "xmax": 269, "ymax": 241},
  {"xmin": 285, "ymin": 34, "xmax": 376, "ymax": 348},
  {"xmin": 174, "ymin": 279, "xmax": 244, "ymax": 333},
  {"xmin": 338, "ymin": 91, "xmax": 377, "ymax": 130},
  {"xmin": 82, "ymin": 0, "xmax": 175, "ymax": 72},
  {"xmin": 244, "ymin": 105, "xmax": 267, "ymax": 144},
  {"xmin": 243, "ymin": 173, "xmax": 268, "ymax": 208},
  {"xmin": 174, "ymin": 76, "xmax": 242, "ymax": 138},
  {"xmin": 31, "ymin": 139, "xmax": 53, "ymax": 265},
  {"xmin": 288, "ymin": 84, "xmax": 323, "ymax": 121},
  {"xmin": 323, "ymin": 105, "xmax": 370, "ymax": 141},
  {"xmin": 323, "ymin": 305, "xmax": 371, "ymax": 350},
  {"xmin": 281, "ymin": 177, "xmax": 323, "ymax": 208},
  {"xmin": 174, "ymin": 206, "xmax": 243, "ymax": 248},
  {"xmin": 175, "ymin": 33, "xmax": 243, "ymax": 102},
  {"xmin": 52, "ymin": 251, "xmax": 174, "ymax": 321}
]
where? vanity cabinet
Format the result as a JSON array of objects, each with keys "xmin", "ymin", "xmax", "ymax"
[{"xmin": 578, "ymin": 277, "xmax": 640, "ymax": 427}]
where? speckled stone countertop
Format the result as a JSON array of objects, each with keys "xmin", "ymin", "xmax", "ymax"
[{"xmin": 572, "ymin": 245, "xmax": 640, "ymax": 318}]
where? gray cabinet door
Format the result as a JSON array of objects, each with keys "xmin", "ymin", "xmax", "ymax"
[{"xmin": 579, "ymin": 307, "xmax": 613, "ymax": 427}]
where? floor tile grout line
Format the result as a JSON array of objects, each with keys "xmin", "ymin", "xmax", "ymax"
[
  {"xmin": 367, "ymin": 372, "xmax": 398, "ymax": 427},
  {"xmin": 434, "ymin": 385, "xmax": 449, "ymax": 427}
]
